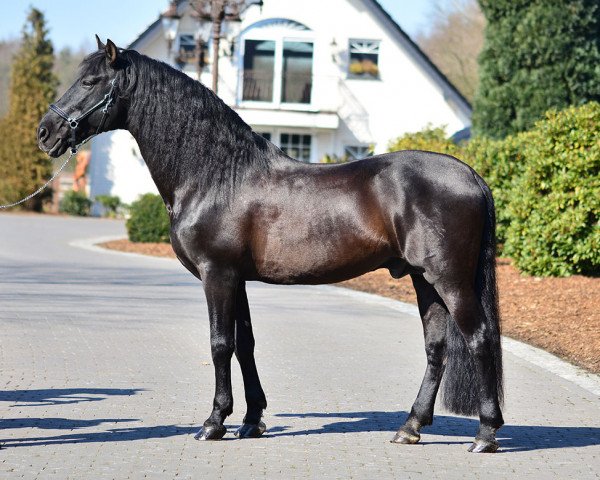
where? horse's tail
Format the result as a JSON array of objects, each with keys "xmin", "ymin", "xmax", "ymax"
[{"xmin": 441, "ymin": 175, "xmax": 504, "ymax": 416}]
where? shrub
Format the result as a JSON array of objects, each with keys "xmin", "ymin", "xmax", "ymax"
[
  {"xmin": 462, "ymin": 134, "xmax": 528, "ymax": 246},
  {"xmin": 126, "ymin": 193, "xmax": 170, "ymax": 243},
  {"xmin": 388, "ymin": 126, "xmax": 460, "ymax": 156},
  {"xmin": 60, "ymin": 190, "xmax": 91, "ymax": 216},
  {"xmin": 320, "ymin": 153, "xmax": 350, "ymax": 164},
  {"xmin": 95, "ymin": 194, "xmax": 122, "ymax": 218},
  {"xmin": 503, "ymin": 102, "xmax": 600, "ymax": 276}
]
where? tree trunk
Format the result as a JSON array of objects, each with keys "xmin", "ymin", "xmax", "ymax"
[{"xmin": 211, "ymin": 6, "xmax": 224, "ymax": 94}]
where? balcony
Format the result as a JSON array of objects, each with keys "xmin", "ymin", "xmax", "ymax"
[{"xmin": 242, "ymin": 70, "xmax": 313, "ymax": 105}]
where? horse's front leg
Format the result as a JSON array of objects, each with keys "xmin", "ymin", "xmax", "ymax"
[
  {"xmin": 194, "ymin": 268, "xmax": 238, "ymax": 441},
  {"xmin": 234, "ymin": 281, "xmax": 268, "ymax": 438}
]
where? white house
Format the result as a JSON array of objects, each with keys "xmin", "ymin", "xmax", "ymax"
[{"xmin": 89, "ymin": 0, "xmax": 471, "ymax": 212}]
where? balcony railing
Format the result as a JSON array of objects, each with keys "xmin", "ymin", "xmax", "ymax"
[
  {"xmin": 242, "ymin": 70, "xmax": 312, "ymax": 104},
  {"xmin": 281, "ymin": 73, "xmax": 312, "ymax": 104},
  {"xmin": 242, "ymin": 71, "xmax": 274, "ymax": 102}
]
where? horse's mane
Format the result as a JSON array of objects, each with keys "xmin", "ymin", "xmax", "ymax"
[{"xmin": 83, "ymin": 49, "xmax": 275, "ymax": 198}]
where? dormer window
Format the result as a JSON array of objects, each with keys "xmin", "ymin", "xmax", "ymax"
[
  {"xmin": 239, "ymin": 18, "xmax": 314, "ymax": 107},
  {"xmin": 348, "ymin": 39, "xmax": 380, "ymax": 79},
  {"xmin": 178, "ymin": 34, "xmax": 196, "ymax": 59}
]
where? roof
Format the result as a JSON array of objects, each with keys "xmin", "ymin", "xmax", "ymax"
[
  {"xmin": 127, "ymin": 0, "xmax": 472, "ymax": 116},
  {"xmin": 366, "ymin": 0, "xmax": 472, "ymax": 114},
  {"xmin": 128, "ymin": 17, "xmax": 162, "ymax": 50}
]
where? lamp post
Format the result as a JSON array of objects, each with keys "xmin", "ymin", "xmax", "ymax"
[{"xmin": 190, "ymin": 0, "xmax": 264, "ymax": 94}]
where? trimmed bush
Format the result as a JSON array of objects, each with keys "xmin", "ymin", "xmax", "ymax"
[
  {"xmin": 95, "ymin": 194, "xmax": 122, "ymax": 218},
  {"xmin": 503, "ymin": 102, "xmax": 600, "ymax": 276},
  {"xmin": 60, "ymin": 190, "xmax": 91, "ymax": 216},
  {"xmin": 388, "ymin": 126, "xmax": 460, "ymax": 156},
  {"xmin": 462, "ymin": 134, "xmax": 528, "ymax": 246},
  {"xmin": 126, "ymin": 193, "xmax": 170, "ymax": 243}
]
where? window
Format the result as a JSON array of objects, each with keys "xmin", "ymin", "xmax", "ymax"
[
  {"xmin": 242, "ymin": 39, "xmax": 314, "ymax": 105},
  {"xmin": 258, "ymin": 132, "xmax": 272, "ymax": 141},
  {"xmin": 281, "ymin": 42, "xmax": 313, "ymax": 103},
  {"xmin": 348, "ymin": 39, "xmax": 380, "ymax": 79},
  {"xmin": 280, "ymin": 133, "xmax": 311, "ymax": 162},
  {"xmin": 344, "ymin": 146, "xmax": 372, "ymax": 160},
  {"xmin": 243, "ymin": 40, "xmax": 276, "ymax": 102},
  {"xmin": 178, "ymin": 34, "xmax": 196, "ymax": 61}
]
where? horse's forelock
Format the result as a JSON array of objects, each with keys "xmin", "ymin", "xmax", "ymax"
[{"xmin": 78, "ymin": 50, "xmax": 108, "ymax": 78}]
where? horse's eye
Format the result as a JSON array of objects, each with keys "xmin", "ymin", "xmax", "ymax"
[{"xmin": 81, "ymin": 79, "xmax": 95, "ymax": 88}]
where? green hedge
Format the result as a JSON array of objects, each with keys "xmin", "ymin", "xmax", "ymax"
[
  {"xmin": 503, "ymin": 103, "xmax": 599, "ymax": 276},
  {"xmin": 388, "ymin": 126, "xmax": 460, "ymax": 157},
  {"xmin": 60, "ymin": 191, "xmax": 91, "ymax": 216},
  {"xmin": 95, "ymin": 194, "xmax": 122, "ymax": 218},
  {"xmin": 126, "ymin": 193, "xmax": 170, "ymax": 243},
  {"xmin": 387, "ymin": 103, "xmax": 599, "ymax": 276},
  {"xmin": 462, "ymin": 134, "xmax": 528, "ymax": 246}
]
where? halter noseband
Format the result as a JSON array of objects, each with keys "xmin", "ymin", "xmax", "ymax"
[{"xmin": 49, "ymin": 77, "xmax": 118, "ymax": 154}]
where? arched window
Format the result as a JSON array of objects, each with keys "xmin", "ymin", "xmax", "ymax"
[{"xmin": 238, "ymin": 18, "xmax": 314, "ymax": 106}]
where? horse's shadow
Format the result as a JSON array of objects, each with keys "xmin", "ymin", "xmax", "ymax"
[
  {"xmin": 0, "ymin": 388, "xmax": 144, "ymax": 407},
  {"xmin": 272, "ymin": 411, "xmax": 600, "ymax": 453},
  {"xmin": 1, "ymin": 388, "xmax": 598, "ymax": 452}
]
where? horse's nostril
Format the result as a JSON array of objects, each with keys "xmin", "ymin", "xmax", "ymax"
[{"xmin": 38, "ymin": 126, "xmax": 49, "ymax": 142}]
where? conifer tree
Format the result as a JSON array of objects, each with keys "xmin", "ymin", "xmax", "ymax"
[
  {"xmin": 473, "ymin": 0, "xmax": 600, "ymax": 138},
  {"xmin": 0, "ymin": 8, "xmax": 58, "ymax": 210}
]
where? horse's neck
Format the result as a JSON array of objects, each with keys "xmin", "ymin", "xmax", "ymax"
[{"xmin": 124, "ymin": 71, "xmax": 262, "ymax": 205}]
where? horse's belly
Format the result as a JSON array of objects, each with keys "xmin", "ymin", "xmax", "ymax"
[{"xmin": 251, "ymin": 230, "xmax": 392, "ymax": 284}]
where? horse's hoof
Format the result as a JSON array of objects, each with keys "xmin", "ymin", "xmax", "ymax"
[
  {"xmin": 194, "ymin": 424, "xmax": 227, "ymax": 441},
  {"xmin": 468, "ymin": 438, "xmax": 499, "ymax": 453},
  {"xmin": 391, "ymin": 428, "xmax": 420, "ymax": 444},
  {"xmin": 235, "ymin": 421, "xmax": 266, "ymax": 438}
]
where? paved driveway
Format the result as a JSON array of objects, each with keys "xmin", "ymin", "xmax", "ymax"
[{"xmin": 1, "ymin": 214, "xmax": 599, "ymax": 479}]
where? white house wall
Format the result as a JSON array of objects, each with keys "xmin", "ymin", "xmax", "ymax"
[{"xmin": 89, "ymin": 130, "xmax": 158, "ymax": 215}]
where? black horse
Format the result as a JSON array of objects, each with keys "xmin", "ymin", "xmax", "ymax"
[{"xmin": 38, "ymin": 38, "xmax": 504, "ymax": 453}]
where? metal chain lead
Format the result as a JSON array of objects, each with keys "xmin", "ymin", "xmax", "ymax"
[
  {"xmin": 0, "ymin": 131, "xmax": 97, "ymax": 210},
  {"xmin": 0, "ymin": 150, "xmax": 76, "ymax": 209}
]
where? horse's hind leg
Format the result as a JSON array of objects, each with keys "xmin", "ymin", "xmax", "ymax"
[
  {"xmin": 435, "ymin": 283, "xmax": 504, "ymax": 453},
  {"xmin": 234, "ymin": 281, "xmax": 267, "ymax": 438},
  {"xmin": 392, "ymin": 274, "xmax": 448, "ymax": 444}
]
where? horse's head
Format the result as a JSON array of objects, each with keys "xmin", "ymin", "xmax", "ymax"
[{"xmin": 38, "ymin": 36, "xmax": 130, "ymax": 157}]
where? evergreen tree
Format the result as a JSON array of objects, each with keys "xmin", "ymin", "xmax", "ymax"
[
  {"xmin": 473, "ymin": 0, "xmax": 600, "ymax": 138},
  {"xmin": 0, "ymin": 8, "xmax": 58, "ymax": 210}
]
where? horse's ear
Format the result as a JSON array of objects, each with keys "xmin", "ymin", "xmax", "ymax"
[
  {"xmin": 95, "ymin": 34, "xmax": 105, "ymax": 50},
  {"xmin": 105, "ymin": 39, "xmax": 119, "ymax": 66}
]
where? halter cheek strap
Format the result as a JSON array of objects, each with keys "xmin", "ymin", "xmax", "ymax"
[{"xmin": 49, "ymin": 77, "xmax": 118, "ymax": 154}]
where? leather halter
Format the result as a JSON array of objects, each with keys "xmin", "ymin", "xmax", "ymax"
[{"xmin": 49, "ymin": 77, "xmax": 118, "ymax": 154}]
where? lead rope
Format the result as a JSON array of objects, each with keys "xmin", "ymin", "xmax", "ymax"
[
  {"xmin": 0, "ymin": 78, "xmax": 117, "ymax": 210},
  {"xmin": 0, "ymin": 150, "xmax": 76, "ymax": 210}
]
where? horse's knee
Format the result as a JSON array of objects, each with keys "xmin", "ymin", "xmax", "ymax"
[{"xmin": 211, "ymin": 339, "xmax": 234, "ymax": 362}]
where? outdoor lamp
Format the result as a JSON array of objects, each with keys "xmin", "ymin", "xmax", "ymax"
[{"xmin": 161, "ymin": 1, "xmax": 181, "ymax": 53}]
